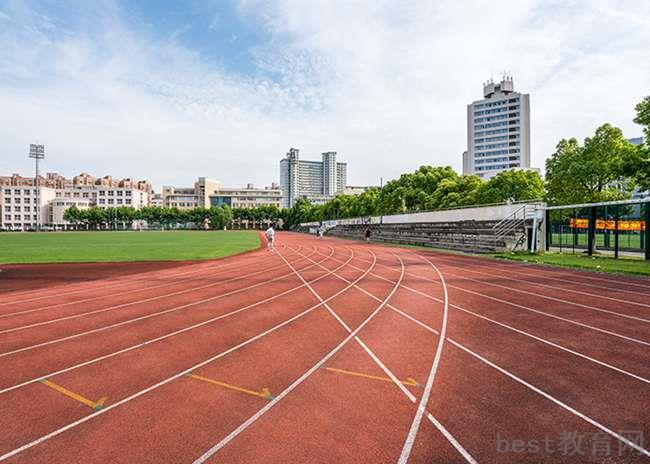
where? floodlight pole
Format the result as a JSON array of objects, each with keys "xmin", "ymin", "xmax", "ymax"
[{"xmin": 29, "ymin": 144, "xmax": 45, "ymax": 232}]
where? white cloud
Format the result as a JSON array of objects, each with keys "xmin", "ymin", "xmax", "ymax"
[{"xmin": 0, "ymin": 0, "xmax": 649, "ymax": 191}]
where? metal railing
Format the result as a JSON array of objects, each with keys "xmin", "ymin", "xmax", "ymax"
[{"xmin": 492, "ymin": 204, "xmax": 536, "ymax": 250}]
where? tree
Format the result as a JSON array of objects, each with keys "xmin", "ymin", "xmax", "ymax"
[
  {"xmin": 622, "ymin": 96, "xmax": 650, "ymax": 191},
  {"xmin": 545, "ymin": 124, "xmax": 635, "ymax": 205},
  {"xmin": 208, "ymin": 205, "xmax": 232, "ymax": 229},
  {"xmin": 63, "ymin": 205, "xmax": 81, "ymax": 227},
  {"xmin": 634, "ymin": 96, "xmax": 650, "ymax": 140},
  {"xmin": 477, "ymin": 170, "xmax": 544, "ymax": 204}
]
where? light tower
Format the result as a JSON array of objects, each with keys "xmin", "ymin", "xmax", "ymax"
[{"xmin": 28, "ymin": 144, "xmax": 45, "ymax": 231}]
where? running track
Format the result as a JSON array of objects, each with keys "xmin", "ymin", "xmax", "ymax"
[{"xmin": 0, "ymin": 232, "xmax": 648, "ymax": 463}]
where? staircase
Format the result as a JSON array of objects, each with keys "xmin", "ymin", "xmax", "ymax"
[{"xmin": 491, "ymin": 204, "xmax": 536, "ymax": 251}]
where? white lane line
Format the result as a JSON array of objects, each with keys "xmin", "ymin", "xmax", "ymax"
[
  {"xmin": 433, "ymin": 254, "xmax": 650, "ymax": 300},
  {"xmin": 392, "ymin": 307, "xmax": 650, "ymax": 458},
  {"xmin": 433, "ymin": 263, "xmax": 650, "ymax": 321},
  {"xmin": 286, "ymin": 247, "xmax": 476, "ymax": 464},
  {"xmin": 0, "ymin": 245, "xmax": 279, "ymax": 308},
  {"xmin": 191, "ymin": 251, "xmax": 400, "ymax": 464},
  {"xmin": 0, "ymin": 246, "xmax": 295, "ymax": 320},
  {"xmin": 400, "ymin": 286, "xmax": 650, "ymax": 385},
  {"xmin": 0, "ymin": 249, "xmax": 350, "ymax": 396},
  {"xmin": 0, "ymin": 247, "xmax": 319, "ymax": 334},
  {"xmin": 309, "ymin": 247, "xmax": 650, "ymax": 384},
  {"xmin": 0, "ymin": 247, "xmax": 329, "ymax": 358},
  {"xmin": 0, "ymin": 243, "xmax": 374, "ymax": 461},
  {"xmin": 351, "ymin": 254, "xmax": 650, "ymax": 347},
  {"xmin": 398, "ymin": 253, "xmax": 449, "ymax": 464},
  {"xmin": 425, "ymin": 251, "xmax": 650, "ymax": 291}
]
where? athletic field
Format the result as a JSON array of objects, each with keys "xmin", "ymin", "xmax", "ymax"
[
  {"xmin": 0, "ymin": 232, "xmax": 647, "ymax": 463},
  {"xmin": 0, "ymin": 231, "xmax": 260, "ymax": 264}
]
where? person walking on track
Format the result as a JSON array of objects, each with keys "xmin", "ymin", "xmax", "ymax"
[
  {"xmin": 365, "ymin": 226, "xmax": 371, "ymax": 243},
  {"xmin": 265, "ymin": 223, "xmax": 276, "ymax": 251}
]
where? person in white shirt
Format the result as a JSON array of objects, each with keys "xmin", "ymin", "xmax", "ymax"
[{"xmin": 265, "ymin": 224, "xmax": 275, "ymax": 251}]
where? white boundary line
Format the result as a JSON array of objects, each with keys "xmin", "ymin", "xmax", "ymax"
[
  {"xmin": 0, "ymin": 243, "xmax": 276, "ymax": 307},
  {"xmin": 307, "ymin": 247, "xmax": 650, "ymax": 384},
  {"xmin": 286, "ymin": 247, "xmax": 475, "ymax": 464},
  {"xmin": 191, "ymin": 250, "xmax": 401, "ymax": 464},
  {"xmin": 0, "ymin": 246, "xmax": 293, "ymax": 320},
  {"xmin": 350, "ymin": 254, "xmax": 650, "ymax": 347},
  {"xmin": 389, "ymin": 306, "xmax": 650, "ymax": 458},
  {"xmin": 0, "ymin": 241, "xmax": 375, "ymax": 461},
  {"xmin": 0, "ymin": 246, "xmax": 318, "ymax": 334},
  {"xmin": 398, "ymin": 253, "xmax": 449, "ymax": 464},
  {"xmin": 0, "ymin": 248, "xmax": 350, "ymax": 395},
  {"xmin": 431, "ymin": 259, "xmax": 650, "ymax": 317},
  {"xmin": 0, "ymin": 247, "xmax": 329, "ymax": 358},
  {"xmin": 431, "ymin": 253, "xmax": 650, "ymax": 299},
  {"xmin": 426, "ymin": 250, "xmax": 650, "ymax": 291}
]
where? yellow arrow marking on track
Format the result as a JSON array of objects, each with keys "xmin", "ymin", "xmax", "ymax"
[
  {"xmin": 187, "ymin": 373, "xmax": 273, "ymax": 400},
  {"xmin": 40, "ymin": 379, "xmax": 108, "ymax": 410},
  {"xmin": 324, "ymin": 367, "xmax": 421, "ymax": 387}
]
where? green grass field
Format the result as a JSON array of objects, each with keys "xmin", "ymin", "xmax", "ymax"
[
  {"xmin": 0, "ymin": 231, "xmax": 260, "ymax": 264},
  {"xmin": 494, "ymin": 251, "xmax": 650, "ymax": 277}
]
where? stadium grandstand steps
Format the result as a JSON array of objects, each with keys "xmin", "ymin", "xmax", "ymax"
[{"xmin": 319, "ymin": 220, "xmax": 529, "ymax": 253}]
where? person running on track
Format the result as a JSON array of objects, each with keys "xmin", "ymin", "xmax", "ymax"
[
  {"xmin": 265, "ymin": 223, "xmax": 276, "ymax": 251},
  {"xmin": 365, "ymin": 226, "xmax": 371, "ymax": 243}
]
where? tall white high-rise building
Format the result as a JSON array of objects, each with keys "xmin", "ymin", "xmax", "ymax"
[
  {"xmin": 464, "ymin": 76, "xmax": 531, "ymax": 179},
  {"xmin": 279, "ymin": 148, "xmax": 347, "ymax": 208}
]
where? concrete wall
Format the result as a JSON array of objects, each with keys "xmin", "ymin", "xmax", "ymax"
[{"xmin": 303, "ymin": 201, "xmax": 545, "ymax": 228}]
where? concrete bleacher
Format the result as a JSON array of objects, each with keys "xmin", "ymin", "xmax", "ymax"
[{"xmin": 324, "ymin": 220, "xmax": 527, "ymax": 253}]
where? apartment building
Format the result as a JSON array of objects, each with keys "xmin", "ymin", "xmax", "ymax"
[
  {"xmin": 279, "ymin": 148, "xmax": 347, "ymax": 208},
  {"xmin": 210, "ymin": 183, "xmax": 282, "ymax": 209},
  {"xmin": 0, "ymin": 172, "xmax": 151, "ymax": 230},
  {"xmin": 464, "ymin": 77, "xmax": 532, "ymax": 179}
]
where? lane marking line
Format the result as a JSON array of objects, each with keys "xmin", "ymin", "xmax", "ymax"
[
  {"xmin": 0, "ymin": 246, "xmax": 320, "ymax": 334},
  {"xmin": 433, "ymin": 262, "xmax": 650, "ymax": 321},
  {"xmin": 351, "ymin": 253, "xmax": 650, "ymax": 346},
  {"xmin": 309, "ymin": 247, "xmax": 650, "ymax": 383},
  {"xmin": 187, "ymin": 374, "xmax": 273, "ymax": 400},
  {"xmin": 398, "ymin": 253, "xmax": 449, "ymax": 464},
  {"xmin": 0, "ymin": 247, "xmax": 329, "ymax": 358},
  {"xmin": 386, "ymin": 303, "xmax": 650, "ymax": 458},
  {"xmin": 433, "ymin": 254, "xmax": 650, "ymax": 302},
  {"xmin": 191, "ymin": 249, "xmax": 395, "ymax": 464},
  {"xmin": 0, "ymin": 248, "xmax": 292, "ymax": 321},
  {"xmin": 0, "ymin": 241, "xmax": 374, "ymax": 462},
  {"xmin": 323, "ymin": 367, "xmax": 420, "ymax": 387},
  {"xmin": 276, "ymin": 245, "xmax": 477, "ymax": 464},
  {"xmin": 0, "ymin": 247, "xmax": 340, "ymax": 395},
  {"xmin": 0, "ymin": 245, "xmax": 285, "ymax": 309},
  {"xmin": 40, "ymin": 379, "xmax": 107, "ymax": 410}
]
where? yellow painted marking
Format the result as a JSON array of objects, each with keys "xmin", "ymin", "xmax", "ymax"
[
  {"xmin": 40, "ymin": 379, "xmax": 108, "ymax": 410},
  {"xmin": 325, "ymin": 367, "xmax": 421, "ymax": 387},
  {"xmin": 187, "ymin": 374, "xmax": 273, "ymax": 400}
]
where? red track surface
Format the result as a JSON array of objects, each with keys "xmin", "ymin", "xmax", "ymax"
[{"xmin": 0, "ymin": 232, "xmax": 648, "ymax": 463}]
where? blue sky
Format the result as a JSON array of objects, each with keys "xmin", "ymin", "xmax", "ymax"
[{"xmin": 1, "ymin": 0, "xmax": 649, "ymax": 189}]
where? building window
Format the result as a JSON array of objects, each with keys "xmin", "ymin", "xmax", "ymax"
[
  {"xmin": 24, "ymin": 206, "xmax": 30, "ymax": 212},
  {"xmin": 117, "ymin": 199, "xmax": 123, "ymax": 205},
  {"xmin": 108, "ymin": 199, "xmax": 114, "ymax": 204},
  {"xmin": 4, "ymin": 215, "xmax": 10, "ymax": 221},
  {"xmin": 3, "ymin": 189, "xmax": 10, "ymax": 195},
  {"xmin": 117, "ymin": 191, "xmax": 123, "ymax": 196},
  {"xmin": 99, "ymin": 198, "xmax": 105, "ymax": 204},
  {"xmin": 125, "ymin": 199, "xmax": 131, "ymax": 204},
  {"xmin": 99, "ymin": 191, "xmax": 105, "ymax": 196},
  {"xmin": 14, "ymin": 189, "xmax": 20, "ymax": 195},
  {"xmin": 15, "ymin": 206, "xmax": 21, "ymax": 212},
  {"xmin": 108, "ymin": 191, "xmax": 114, "ymax": 196},
  {"xmin": 14, "ymin": 215, "xmax": 20, "ymax": 220},
  {"xmin": 4, "ymin": 206, "xmax": 10, "ymax": 212}
]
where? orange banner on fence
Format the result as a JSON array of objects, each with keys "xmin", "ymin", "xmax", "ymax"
[{"xmin": 569, "ymin": 218, "xmax": 646, "ymax": 231}]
